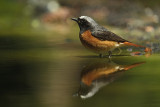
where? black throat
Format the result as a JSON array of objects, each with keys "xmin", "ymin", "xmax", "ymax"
[{"xmin": 79, "ymin": 24, "xmax": 98, "ymax": 35}]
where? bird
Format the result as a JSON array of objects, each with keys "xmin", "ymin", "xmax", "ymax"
[{"xmin": 71, "ymin": 16, "xmax": 146, "ymax": 58}]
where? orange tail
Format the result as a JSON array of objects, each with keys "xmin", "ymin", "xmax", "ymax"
[
  {"xmin": 124, "ymin": 42, "xmax": 145, "ymax": 48},
  {"xmin": 124, "ymin": 42, "xmax": 152, "ymax": 53},
  {"xmin": 124, "ymin": 62, "xmax": 146, "ymax": 71},
  {"xmin": 144, "ymin": 47, "xmax": 152, "ymax": 53}
]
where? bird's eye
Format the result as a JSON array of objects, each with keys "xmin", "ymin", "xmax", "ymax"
[
  {"xmin": 78, "ymin": 18, "xmax": 86, "ymax": 24},
  {"xmin": 81, "ymin": 19, "xmax": 86, "ymax": 23}
]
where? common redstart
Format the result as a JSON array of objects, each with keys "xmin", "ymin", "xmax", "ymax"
[{"xmin": 71, "ymin": 16, "xmax": 147, "ymax": 58}]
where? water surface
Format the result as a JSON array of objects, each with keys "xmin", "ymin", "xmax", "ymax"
[{"xmin": 0, "ymin": 48, "xmax": 160, "ymax": 107}]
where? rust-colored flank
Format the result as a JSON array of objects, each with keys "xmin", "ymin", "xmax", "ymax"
[{"xmin": 80, "ymin": 30, "xmax": 118, "ymax": 53}]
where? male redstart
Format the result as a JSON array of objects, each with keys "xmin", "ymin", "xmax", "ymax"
[{"xmin": 71, "ymin": 16, "xmax": 148, "ymax": 58}]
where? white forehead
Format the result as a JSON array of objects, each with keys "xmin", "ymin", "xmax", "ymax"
[
  {"xmin": 79, "ymin": 16, "xmax": 96, "ymax": 24},
  {"xmin": 79, "ymin": 16, "xmax": 89, "ymax": 19},
  {"xmin": 79, "ymin": 16, "xmax": 92, "ymax": 20}
]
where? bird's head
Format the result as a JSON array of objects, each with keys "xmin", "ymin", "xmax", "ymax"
[{"xmin": 71, "ymin": 16, "xmax": 98, "ymax": 32}]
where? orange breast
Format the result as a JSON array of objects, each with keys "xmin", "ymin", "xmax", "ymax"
[{"xmin": 80, "ymin": 30, "xmax": 118, "ymax": 53}]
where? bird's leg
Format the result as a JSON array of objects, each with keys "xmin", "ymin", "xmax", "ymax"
[
  {"xmin": 99, "ymin": 54, "xmax": 104, "ymax": 58},
  {"xmin": 108, "ymin": 51, "xmax": 112, "ymax": 59}
]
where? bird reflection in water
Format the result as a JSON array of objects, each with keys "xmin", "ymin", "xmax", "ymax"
[{"xmin": 74, "ymin": 60, "xmax": 145, "ymax": 99}]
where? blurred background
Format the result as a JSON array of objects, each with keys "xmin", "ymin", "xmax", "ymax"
[
  {"xmin": 0, "ymin": 0, "xmax": 160, "ymax": 107},
  {"xmin": 0, "ymin": 0, "xmax": 160, "ymax": 51}
]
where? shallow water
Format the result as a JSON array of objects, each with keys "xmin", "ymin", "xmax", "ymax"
[{"xmin": 0, "ymin": 48, "xmax": 160, "ymax": 107}]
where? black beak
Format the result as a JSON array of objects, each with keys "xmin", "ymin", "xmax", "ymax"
[{"xmin": 71, "ymin": 18, "xmax": 78, "ymax": 22}]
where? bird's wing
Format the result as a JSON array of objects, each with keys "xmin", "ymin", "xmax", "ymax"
[{"xmin": 91, "ymin": 28, "xmax": 129, "ymax": 43}]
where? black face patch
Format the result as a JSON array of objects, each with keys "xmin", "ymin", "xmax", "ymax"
[
  {"xmin": 77, "ymin": 18, "xmax": 91, "ymax": 32},
  {"xmin": 78, "ymin": 18, "xmax": 87, "ymax": 25}
]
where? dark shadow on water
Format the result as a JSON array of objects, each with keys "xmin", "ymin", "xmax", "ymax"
[
  {"xmin": 0, "ymin": 59, "xmax": 51, "ymax": 107},
  {"xmin": 74, "ymin": 59, "xmax": 145, "ymax": 99}
]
